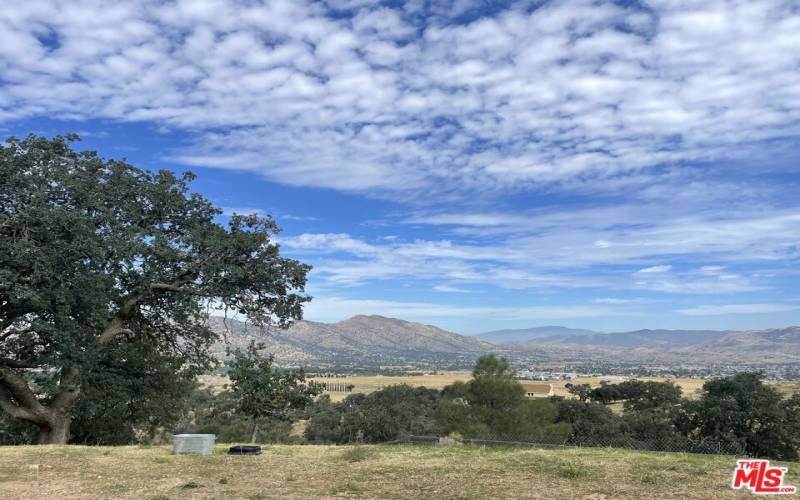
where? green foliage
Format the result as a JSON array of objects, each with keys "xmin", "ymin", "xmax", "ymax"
[
  {"xmin": 227, "ymin": 341, "xmax": 321, "ymax": 442},
  {"xmin": 303, "ymin": 395, "xmax": 342, "ymax": 443},
  {"xmin": 557, "ymin": 373, "xmax": 800, "ymax": 460},
  {"xmin": 553, "ymin": 397, "xmax": 625, "ymax": 444},
  {"xmin": 586, "ymin": 380, "xmax": 682, "ymax": 410},
  {"xmin": 0, "ymin": 413, "xmax": 38, "ymax": 445},
  {"xmin": 675, "ymin": 372, "xmax": 800, "ymax": 460},
  {"xmin": 471, "ymin": 355, "xmax": 515, "ymax": 380},
  {"xmin": 176, "ymin": 388, "xmax": 292, "ymax": 443},
  {"xmin": 564, "ymin": 383, "xmax": 592, "ymax": 402},
  {"xmin": 305, "ymin": 384, "xmax": 440, "ymax": 443},
  {"xmin": 70, "ymin": 338, "xmax": 200, "ymax": 445},
  {"xmin": 436, "ymin": 355, "xmax": 571, "ymax": 442},
  {"xmin": 0, "ymin": 134, "xmax": 310, "ymax": 443}
]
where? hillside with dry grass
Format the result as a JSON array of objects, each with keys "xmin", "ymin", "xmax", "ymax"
[{"xmin": 1, "ymin": 444, "xmax": 797, "ymax": 499}]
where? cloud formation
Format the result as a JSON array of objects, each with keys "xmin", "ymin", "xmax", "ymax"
[
  {"xmin": 303, "ymin": 296, "xmax": 626, "ymax": 323},
  {"xmin": 2, "ymin": 0, "xmax": 800, "ymax": 328},
  {"xmin": 678, "ymin": 303, "xmax": 800, "ymax": 316},
  {"xmin": 1, "ymin": 0, "xmax": 799, "ymax": 197}
]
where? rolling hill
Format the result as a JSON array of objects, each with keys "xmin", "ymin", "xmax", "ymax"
[{"xmin": 208, "ymin": 315, "xmax": 800, "ymax": 367}]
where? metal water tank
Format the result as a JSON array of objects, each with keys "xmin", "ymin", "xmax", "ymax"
[{"xmin": 172, "ymin": 434, "xmax": 216, "ymax": 455}]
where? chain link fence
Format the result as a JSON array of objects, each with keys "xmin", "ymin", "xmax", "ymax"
[{"xmin": 403, "ymin": 434, "xmax": 746, "ymax": 457}]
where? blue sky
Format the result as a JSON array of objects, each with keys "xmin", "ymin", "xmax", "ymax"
[{"xmin": 1, "ymin": 0, "xmax": 799, "ymax": 334}]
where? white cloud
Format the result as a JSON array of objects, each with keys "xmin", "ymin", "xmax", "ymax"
[
  {"xmin": 303, "ymin": 296, "xmax": 627, "ymax": 323},
  {"xmin": 3, "ymin": 0, "xmax": 800, "ymax": 314},
  {"xmin": 279, "ymin": 233, "xmax": 381, "ymax": 258},
  {"xmin": 277, "ymin": 199, "xmax": 799, "ymax": 293},
  {"xmin": 0, "ymin": 0, "xmax": 798, "ymax": 197},
  {"xmin": 592, "ymin": 298, "xmax": 650, "ymax": 305},
  {"xmin": 433, "ymin": 284, "xmax": 473, "ymax": 294},
  {"xmin": 636, "ymin": 265, "xmax": 672, "ymax": 274},
  {"xmin": 678, "ymin": 303, "xmax": 800, "ymax": 316}
]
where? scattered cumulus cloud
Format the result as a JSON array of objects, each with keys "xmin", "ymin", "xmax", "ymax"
[
  {"xmin": 2, "ymin": 0, "xmax": 800, "ymax": 328},
  {"xmin": 0, "ymin": 0, "xmax": 798, "ymax": 198}
]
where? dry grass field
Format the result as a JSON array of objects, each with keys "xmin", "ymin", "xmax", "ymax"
[
  {"xmin": 775, "ymin": 380, "xmax": 800, "ymax": 397},
  {"xmin": 199, "ymin": 372, "xmax": 474, "ymax": 401},
  {"xmin": 307, "ymin": 371, "xmax": 472, "ymax": 401},
  {"xmin": 1, "ymin": 443, "xmax": 796, "ymax": 499}
]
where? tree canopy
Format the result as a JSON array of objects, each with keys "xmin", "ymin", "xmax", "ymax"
[
  {"xmin": 436, "ymin": 354, "xmax": 570, "ymax": 442},
  {"xmin": 0, "ymin": 134, "xmax": 311, "ymax": 443},
  {"xmin": 227, "ymin": 341, "xmax": 321, "ymax": 443},
  {"xmin": 675, "ymin": 372, "xmax": 800, "ymax": 460}
]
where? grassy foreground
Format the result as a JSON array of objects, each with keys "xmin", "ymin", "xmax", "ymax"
[{"xmin": 0, "ymin": 444, "xmax": 797, "ymax": 499}]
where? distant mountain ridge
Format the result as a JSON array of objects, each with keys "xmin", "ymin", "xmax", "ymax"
[
  {"xmin": 208, "ymin": 314, "xmax": 494, "ymax": 366},
  {"xmin": 477, "ymin": 326, "xmax": 601, "ymax": 344},
  {"xmin": 505, "ymin": 326, "xmax": 800, "ymax": 362},
  {"xmin": 532, "ymin": 329, "xmax": 732, "ymax": 348},
  {"xmin": 207, "ymin": 315, "xmax": 800, "ymax": 367}
]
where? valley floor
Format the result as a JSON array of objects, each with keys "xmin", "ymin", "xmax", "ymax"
[{"xmin": 0, "ymin": 443, "xmax": 796, "ymax": 499}]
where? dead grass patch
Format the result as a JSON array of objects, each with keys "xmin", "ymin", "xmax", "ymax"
[{"xmin": 0, "ymin": 443, "xmax": 796, "ymax": 499}]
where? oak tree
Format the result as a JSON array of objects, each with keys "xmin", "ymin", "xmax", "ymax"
[{"xmin": 0, "ymin": 135, "xmax": 310, "ymax": 443}]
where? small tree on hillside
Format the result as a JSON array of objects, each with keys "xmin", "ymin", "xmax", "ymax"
[
  {"xmin": 228, "ymin": 342, "xmax": 321, "ymax": 443},
  {"xmin": 436, "ymin": 354, "xmax": 570, "ymax": 442},
  {"xmin": 0, "ymin": 135, "xmax": 310, "ymax": 443}
]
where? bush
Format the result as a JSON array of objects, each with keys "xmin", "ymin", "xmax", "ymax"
[
  {"xmin": 305, "ymin": 385, "xmax": 440, "ymax": 443},
  {"xmin": 174, "ymin": 387, "xmax": 299, "ymax": 443}
]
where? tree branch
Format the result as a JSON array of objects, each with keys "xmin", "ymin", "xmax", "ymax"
[
  {"xmin": 149, "ymin": 283, "xmax": 187, "ymax": 292},
  {"xmin": 0, "ymin": 385, "xmax": 45, "ymax": 424},
  {"xmin": 98, "ymin": 292, "xmax": 143, "ymax": 346},
  {"xmin": 0, "ymin": 358, "xmax": 37, "ymax": 369},
  {"xmin": 97, "ymin": 272, "xmax": 199, "ymax": 346},
  {"xmin": 0, "ymin": 365, "xmax": 47, "ymax": 419},
  {"xmin": 50, "ymin": 366, "xmax": 81, "ymax": 413}
]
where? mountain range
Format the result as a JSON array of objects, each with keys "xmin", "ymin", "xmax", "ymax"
[
  {"xmin": 208, "ymin": 315, "xmax": 493, "ymax": 367},
  {"xmin": 208, "ymin": 315, "xmax": 800, "ymax": 367}
]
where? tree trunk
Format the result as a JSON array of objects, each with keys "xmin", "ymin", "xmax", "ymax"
[
  {"xmin": 250, "ymin": 419, "xmax": 259, "ymax": 444},
  {"xmin": 33, "ymin": 366, "xmax": 81, "ymax": 444},
  {"xmin": 0, "ymin": 361, "xmax": 85, "ymax": 446},
  {"xmin": 36, "ymin": 414, "xmax": 71, "ymax": 445}
]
